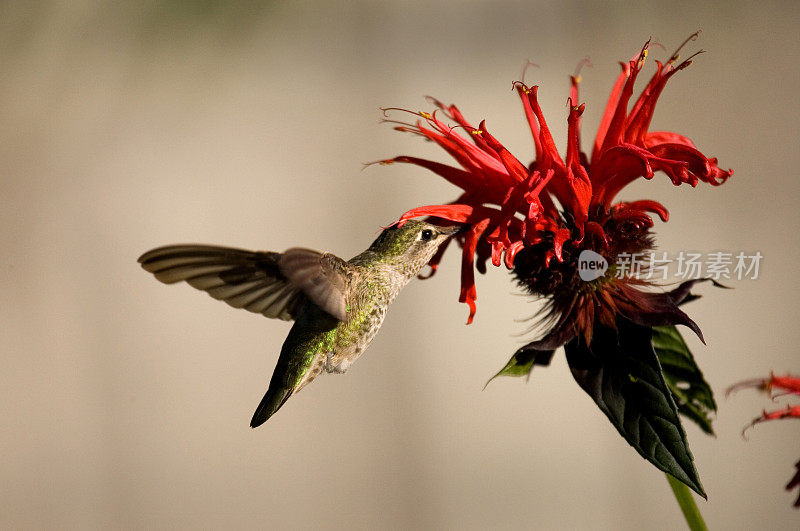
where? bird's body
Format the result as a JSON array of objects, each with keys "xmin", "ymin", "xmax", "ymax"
[
  {"xmin": 139, "ymin": 220, "xmax": 457, "ymax": 427},
  {"xmin": 256, "ymin": 259, "xmax": 413, "ymax": 422}
]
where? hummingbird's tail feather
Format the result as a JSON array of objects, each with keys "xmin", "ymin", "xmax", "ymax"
[
  {"xmin": 250, "ymin": 386, "xmax": 294, "ymax": 428},
  {"xmin": 250, "ymin": 349, "xmax": 327, "ymax": 428}
]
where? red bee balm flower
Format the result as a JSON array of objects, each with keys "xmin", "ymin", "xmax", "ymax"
[
  {"xmin": 378, "ymin": 36, "xmax": 733, "ymax": 497},
  {"xmin": 377, "ymin": 35, "xmax": 734, "ymax": 498},
  {"xmin": 379, "ymin": 35, "xmax": 731, "ymax": 351}
]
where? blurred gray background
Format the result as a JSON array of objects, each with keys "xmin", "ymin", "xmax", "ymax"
[{"xmin": 2, "ymin": 1, "xmax": 798, "ymax": 529}]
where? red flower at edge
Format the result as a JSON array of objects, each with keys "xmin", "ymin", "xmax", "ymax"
[
  {"xmin": 376, "ymin": 34, "xmax": 732, "ymax": 348},
  {"xmin": 728, "ymin": 373, "xmax": 800, "ymax": 508}
]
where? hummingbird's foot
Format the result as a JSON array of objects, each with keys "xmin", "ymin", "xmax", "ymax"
[{"xmin": 326, "ymin": 355, "xmax": 352, "ymax": 374}]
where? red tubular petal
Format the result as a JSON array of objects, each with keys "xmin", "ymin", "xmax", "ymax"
[
  {"xmin": 400, "ymin": 203, "xmax": 500, "ymax": 224},
  {"xmin": 627, "ymin": 60, "xmax": 664, "ymax": 123},
  {"xmin": 565, "ymin": 102, "xmax": 585, "ymax": 168},
  {"xmin": 428, "ymin": 112, "xmax": 498, "ymax": 162},
  {"xmin": 566, "ymin": 91, "xmax": 586, "ymax": 174},
  {"xmin": 761, "ymin": 405, "xmax": 799, "ymax": 421},
  {"xmin": 591, "ymin": 142, "xmax": 724, "ymax": 207},
  {"xmin": 563, "ymin": 102, "xmax": 592, "ymax": 223},
  {"xmin": 484, "ymin": 168, "xmax": 548, "ymax": 266},
  {"xmin": 742, "ymin": 405, "xmax": 800, "ymax": 437},
  {"xmin": 645, "ymin": 131, "xmax": 697, "ymax": 148},
  {"xmin": 460, "ymin": 218, "xmax": 491, "ymax": 324},
  {"xmin": 591, "ymin": 144, "xmax": 659, "ymax": 206},
  {"xmin": 566, "ymin": 166, "xmax": 592, "ymax": 224},
  {"xmin": 624, "ymin": 61, "xmax": 669, "ymax": 145},
  {"xmin": 505, "ymin": 240, "xmax": 524, "ymax": 269},
  {"xmin": 387, "ymin": 156, "xmax": 483, "ymax": 192},
  {"xmin": 415, "ymin": 123, "xmax": 485, "ymax": 175},
  {"xmin": 543, "ymin": 249, "xmax": 555, "ymax": 267},
  {"xmin": 592, "ymin": 61, "xmax": 630, "ymax": 163},
  {"xmin": 522, "ymin": 198, "xmax": 545, "ymax": 241},
  {"xmin": 478, "ymin": 120, "xmax": 530, "ymax": 183},
  {"xmin": 569, "ymin": 75, "xmax": 580, "ymax": 112},
  {"xmin": 416, "ymin": 121, "xmax": 513, "ymax": 190},
  {"xmin": 515, "ymin": 82, "xmax": 543, "ymax": 160},
  {"xmin": 463, "ymin": 297, "xmax": 477, "ymax": 325},
  {"xmin": 528, "ymin": 90, "xmax": 593, "ymax": 220},
  {"xmin": 648, "ymin": 142, "xmax": 733, "ymax": 186},
  {"xmin": 584, "ymin": 221, "xmax": 609, "ymax": 249},
  {"xmin": 627, "ymin": 54, "xmax": 701, "ymax": 146},
  {"xmin": 491, "ymin": 241, "xmax": 503, "ymax": 267},
  {"xmin": 747, "ymin": 405, "xmax": 800, "ymax": 428},
  {"xmin": 525, "ymin": 169, "xmax": 558, "ymax": 220},
  {"xmin": 474, "ymin": 239, "xmax": 492, "ymax": 275},
  {"xmin": 552, "ymin": 228, "xmax": 572, "ymax": 262},
  {"xmin": 598, "ymin": 41, "xmax": 649, "ymax": 156},
  {"xmin": 525, "ymin": 86, "xmax": 565, "ymax": 171},
  {"xmin": 770, "ymin": 374, "xmax": 800, "ymax": 395},
  {"xmin": 621, "ymin": 200, "xmax": 669, "ymax": 222},
  {"xmin": 530, "ymin": 167, "xmax": 555, "ymax": 196},
  {"xmin": 537, "ymin": 191, "xmax": 559, "ymax": 220},
  {"xmin": 612, "ymin": 209, "xmax": 654, "ymax": 228},
  {"xmin": 429, "ymin": 97, "xmax": 497, "ymax": 154}
]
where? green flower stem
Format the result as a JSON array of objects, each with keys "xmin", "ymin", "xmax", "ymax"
[{"xmin": 666, "ymin": 474, "xmax": 708, "ymax": 531}]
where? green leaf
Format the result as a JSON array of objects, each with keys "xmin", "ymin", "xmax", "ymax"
[
  {"xmin": 565, "ymin": 318, "xmax": 706, "ymax": 498},
  {"xmin": 652, "ymin": 325, "xmax": 717, "ymax": 435},
  {"xmin": 483, "ymin": 348, "xmax": 554, "ymax": 389}
]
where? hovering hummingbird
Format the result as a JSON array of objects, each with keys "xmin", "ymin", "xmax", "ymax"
[{"xmin": 138, "ymin": 220, "xmax": 459, "ymax": 427}]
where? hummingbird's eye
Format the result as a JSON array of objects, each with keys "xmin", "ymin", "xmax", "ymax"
[{"xmin": 420, "ymin": 229, "xmax": 434, "ymax": 241}]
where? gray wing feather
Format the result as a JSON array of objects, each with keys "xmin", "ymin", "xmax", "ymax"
[
  {"xmin": 279, "ymin": 248, "xmax": 351, "ymax": 321},
  {"xmin": 138, "ymin": 245, "xmax": 305, "ymax": 321}
]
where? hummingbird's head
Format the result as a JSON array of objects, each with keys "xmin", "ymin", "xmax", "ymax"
[{"xmin": 369, "ymin": 220, "xmax": 461, "ymax": 275}]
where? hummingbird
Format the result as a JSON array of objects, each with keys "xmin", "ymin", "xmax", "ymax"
[{"xmin": 138, "ymin": 220, "xmax": 459, "ymax": 427}]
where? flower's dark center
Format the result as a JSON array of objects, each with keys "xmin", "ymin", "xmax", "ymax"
[
  {"xmin": 512, "ymin": 207, "xmax": 655, "ymax": 300},
  {"xmin": 510, "ymin": 210, "xmax": 656, "ymax": 344}
]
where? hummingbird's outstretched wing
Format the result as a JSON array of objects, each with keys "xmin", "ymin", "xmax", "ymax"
[
  {"xmin": 138, "ymin": 245, "xmax": 352, "ymax": 321},
  {"xmin": 139, "ymin": 245, "xmax": 305, "ymax": 320},
  {"xmin": 279, "ymin": 248, "xmax": 352, "ymax": 321}
]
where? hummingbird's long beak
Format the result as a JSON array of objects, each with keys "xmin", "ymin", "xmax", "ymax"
[{"xmin": 440, "ymin": 224, "xmax": 467, "ymax": 236}]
